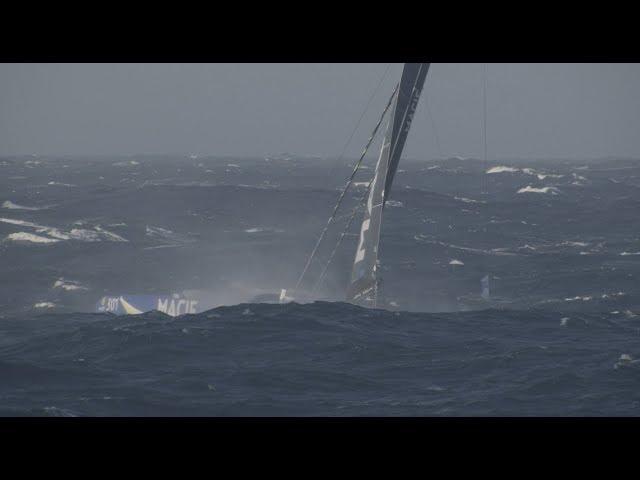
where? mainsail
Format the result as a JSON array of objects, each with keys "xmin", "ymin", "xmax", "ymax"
[{"xmin": 346, "ymin": 63, "xmax": 430, "ymax": 304}]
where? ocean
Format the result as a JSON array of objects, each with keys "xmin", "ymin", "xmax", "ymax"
[{"xmin": 1, "ymin": 154, "xmax": 640, "ymax": 416}]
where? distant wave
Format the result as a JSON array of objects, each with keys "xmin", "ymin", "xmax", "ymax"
[
  {"xmin": 53, "ymin": 278, "xmax": 88, "ymax": 291},
  {"xmin": 34, "ymin": 302, "xmax": 56, "ymax": 309},
  {"xmin": 2, "ymin": 200, "xmax": 48, "ymax": 211},
  {"xmin": 0, "ymin": 217, "xmax": 127, "ymax": 244},
  {"xmin": 517, "ymin": 186, "xmax": 560, "ymax": 195},
  {"xmin": 487, "ymin": 165, "xmax": 564, "ymax": 181},
  {"xmin": 244, "ymin": 227, "xmax": 284, "ymax": 234},
  {"xmin": 5, "ymin": 232, "xmax": 60, "ymax": 244},
  {"xmin": 487, "ymin": 166, "xmax": 519, "ymax": 174},
  {"xmin": 47, "ymin": 181, "xmax": 76, "ymax": 187},
  {"xmin": 112, "ymin": 160, "xmax": 140, "ymax": 167}
]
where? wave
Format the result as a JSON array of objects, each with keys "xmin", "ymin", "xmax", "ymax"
[
  {"xmin": 112, "ymin": 160, "xmax": 140, "ymax": 167},
  {"xmin": 5, "ymin": 232, "xmax": 60, "ymax": 244},
  {"xmin": 517, "ymin": 186, "xmax": 561, "ymax": 195},
  {"xmin": 244, "ymin": 227, "xmax": 284, "ymax": 234},
  {"xmin": 53, "ymin": 278, "xmax": 88, "ymax": 291},
  {"xmin": 487, "ymin": 166, "xmax": 519, "ymax": 174},
  {"xmin": 0, "ymin": 217, "xmax": 127, "ymax": 244},
  {"xmin": 2, "ymin": 200, "xmax": 49, "ymax": 211},
  {"xmin": 3, "ymin": 301, "xmax": 640, "ymax": 415},
  {"xmin": 34, "ymin": 302, "xmax": 56, "ymax": 309},
  {"xmin": 47, "ymin": 181, "xmax": 76, "ymax": 187},
  {"xmin": 487, "ymin": 165, "xmax": 565, "ymax": 181}
]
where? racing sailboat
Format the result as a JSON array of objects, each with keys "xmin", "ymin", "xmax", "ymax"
[
  {"xmin": 289, "ymin": 63, "xmax": 430, "ymax": 307},
  {"xmin": 98, "ymin": 63, "xmax": 431, "ymax": 315},
  {"xmin": 346, "ymin": 63, "xmax": 429, "ymax": 306}
]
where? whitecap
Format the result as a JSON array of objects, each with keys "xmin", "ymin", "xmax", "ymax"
[
  {"xmin": 559, "ymin": 241, "xmax": 589, "ymax": 247},
  {"xmin": 47, "ymin": 181, "xmax": 76, "ymax": 187},
  {"xmin": 414, "ymin": 235, "xmax": 517, "ymax": 256},
  {"xmin": 34, "ymin": 302, "xmax": 56, "ymax": 309},
  {"xmin": 67, "ymin": 229, "xmax": 102, "ymax": 242},
  {"xmin": 53, "ymin": 278, "xmax": 88, "ymax": 291},
  {"xmin": 146, "ymin": 226, "xmax": 174, "ymax": 237},
  {"xmin": 449, "ymin": 259, "xmax": 464, "ymax": 266},
  {"xmin": 1, "ymin": 217, "xmax": 127, "ymax": 243},
  {"xmin": 0, "ymin": 217, "xmax": 40, "ymax": 228},
  {"xmin": 44, "ymin": 229, "xmax": 71, "ymax": 240},
  {"xmin": 427, "ymin": 385, "xmax": 446, "ymax": 392},
  {"xmin": 143, "ymin": 244, "xmax": 183, "ymax": 250},
  {"xmin": 454, "ymin": 196, "xmax": 485, "ymax": 204},
  {"xmin": 5, "ymin": 232, "xmax": 60, "ymax": 244},
  {"xmin": 43, "ymin": 406, "xmax": 78, "ymax": 417},
  {"xmin": 486, "ymin": 166, "xmax": 519, "ymax": 174},
  {"xmin": 564, "ymin": 296, "xmax": 592, "ymax": 302},
  {"xmin": 2, "ymin": 200, "xmax": 46, "ymax": 211},
  {"xmin": 517, "ymin": 186, "xmax": 560, "ymax": 195},
  {"xmin": 112, "ymin": 160, "xmax": 140, "ymax": 167},
  {"xmin": 93, "ymin": 226, "xmax": 127, "ymax": 242}
]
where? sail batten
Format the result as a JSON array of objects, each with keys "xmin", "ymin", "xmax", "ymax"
[{"xmin": 346, "ymin": 63, "xmax": 430, "ymax": 304}]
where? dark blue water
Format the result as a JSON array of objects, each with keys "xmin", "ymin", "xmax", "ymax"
[
  {"xmin": 2, "ymin": 303, "xmax": 640, "ymax": 416},
  {"xmin": 1, "ymin": 155, "xmax": 640, "ymax": 415}
]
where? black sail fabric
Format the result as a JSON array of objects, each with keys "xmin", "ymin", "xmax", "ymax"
[{"xmin": 347, "ymin": 63, "xmax": 430, "ymax": 303}]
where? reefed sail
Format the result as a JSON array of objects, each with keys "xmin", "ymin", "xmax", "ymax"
[{"xmin": 347, "ymin": 63, "xmax": 430, "ymax": 303}]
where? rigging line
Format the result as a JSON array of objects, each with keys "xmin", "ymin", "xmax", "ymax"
[
  {"xmin": 311, "ymin": 180, "xmax": 373, "ymax": 294},
  {"xmin": 293, "ymin": 83, "xmax": 400, "ymax": 292},
  {"xmin": 482, "ymin": 62, "xmax": 488, "ymax": 194},
  {"xmin": 338, "ymin": 65, "xmax": 428, "ymax": 303},
  {"xmin": 326, "ymin": 63, "xmax": 393, "ymax": 182}
]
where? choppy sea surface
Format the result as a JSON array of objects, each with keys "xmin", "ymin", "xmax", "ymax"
[{"xmin": 1, "ymin": 154, "xmax": 640, "ymax": 416}]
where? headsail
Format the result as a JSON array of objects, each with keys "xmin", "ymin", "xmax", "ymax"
[{"xmin": 347, "ymin": 63, "xmax": 430, "ymax": 304}]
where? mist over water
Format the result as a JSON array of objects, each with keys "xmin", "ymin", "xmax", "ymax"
[{"xmin": 1, "ymin": 154, "xmax": 640, "ymax": 415}]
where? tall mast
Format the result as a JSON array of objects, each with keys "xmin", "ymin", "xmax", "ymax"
[{"xmin": 347, "ymin": 63, "xmax": 430, "ymax": 305}]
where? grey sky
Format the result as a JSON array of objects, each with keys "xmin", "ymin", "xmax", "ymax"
[{"xmin": 1, "ymin": 63, "xmax": 639, "ymax": 160}]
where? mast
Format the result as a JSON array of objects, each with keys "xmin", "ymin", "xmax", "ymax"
[
  {"xmin": 293, "ymin": 84, "xmax": 399, "ymax": 294},
  {"xmin": 346, "ymin": 63, "xmax": 430, "ymax": 304}
]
